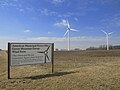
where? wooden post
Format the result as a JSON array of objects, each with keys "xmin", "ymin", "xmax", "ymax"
[
  {"xmin": 8, "ymin": 43, "xmax": 11, "ymax": 79},
  {"xmin": 52, "ymin": 43, "xmax": 54, "ymax": 73}
]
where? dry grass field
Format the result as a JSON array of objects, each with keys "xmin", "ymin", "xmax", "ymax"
[{"xmin": 0, "ymin": 50, "xmax": 120, "ymax": 90}]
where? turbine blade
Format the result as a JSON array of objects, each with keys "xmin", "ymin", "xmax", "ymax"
[
  {"xmin": 46, "ymin": 55, "xmax": 49, "ymax": 60},
  {"xmin": 46, "ymin": 46, "xmax": 50, "ymax": 51},
  {"xmin": 64, "ymin": 30, "xmax": 69, "ymax": 36},
  {"xmin": 70, "ymin": 28, "xmax": 78, "ymax": 32},
  {"xmin": 66, "ymin": 19, "xmax": 70, "ymax": 28},
  {"xmin": 108, "ymin": 32, "xmax": 113, "ymax": 35},
  {"xmin": 37, "ymin": 51, "xmax": 44, "ymax": 53},
  {"xmin": 101, "ymin": 30, "xmax": 107, "ymax": 35}
]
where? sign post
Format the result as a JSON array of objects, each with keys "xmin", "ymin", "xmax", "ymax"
[
  {"xmin": 8, "ymin": 43, "xmax": 54, "ymax": 79},
  {"xmin": 52, "ymin": 43, "xmax": 54, "ymax": 73},
  {"xmin": 8, "ymin": 43, "xmax": 11, "ymax": 79}
]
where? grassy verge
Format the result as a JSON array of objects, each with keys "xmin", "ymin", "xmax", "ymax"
[{"xmin": 0, "ymin": 50, "xmax": 120, "ymax": 90}]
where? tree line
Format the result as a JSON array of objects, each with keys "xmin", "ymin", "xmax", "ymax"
[{"xmin": 86, "ymin": 45, "xmax": 120, "ymax": 50}]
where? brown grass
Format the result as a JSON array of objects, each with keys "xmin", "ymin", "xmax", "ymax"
[{"xmin": 0, "ymin": 50, "xmax": 120, "ymax": 90}]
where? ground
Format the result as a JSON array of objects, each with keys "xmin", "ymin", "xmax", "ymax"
[{"xmin": 0, "ymin": 50, "xmax": 120, "ymax": 90}]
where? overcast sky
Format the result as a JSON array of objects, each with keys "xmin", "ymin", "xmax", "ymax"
[{"xmin": 0, "ymin": 0, "xmax": 120, "ymax": 50}]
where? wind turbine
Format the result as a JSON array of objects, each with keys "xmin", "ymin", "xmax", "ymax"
[
  {"xmin": 64, "ymin": 20, "xmax": 78, "ymax": 51},
  {"xmin": 101, "ymin": 30, "xmax": 113, "ymax": 50},
  {"xmin": 37, "ymin": 46, "xmax": 50, "ymax": 63}
]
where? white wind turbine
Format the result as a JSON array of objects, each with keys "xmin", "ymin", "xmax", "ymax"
[
  {"xmin": 101, "ymin": 30, "xmax": 113, "ymax": 50},
  {"xmin": 64, "ymin": 20, "xmax": 78, "ymax": 51}
]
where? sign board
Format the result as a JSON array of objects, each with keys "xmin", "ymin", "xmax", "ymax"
[
  {"xmin": 8, "ymin": 43, "xmax": 54, "ymax": 79},
  {"xmin": 8, "ymin": 43, "xmax": 54, "ymax": 66}
]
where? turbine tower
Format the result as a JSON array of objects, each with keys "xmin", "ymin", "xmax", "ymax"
[
  {"xmin": 101, "ymin": 30, "xmax": 113, "ymax": 50},
  {"xmin": 64, "ymin": 20, "xmax": 78, "ymax": 51}
]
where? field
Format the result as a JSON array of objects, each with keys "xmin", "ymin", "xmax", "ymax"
[{"xmin": 0, "ymin": 50, "xmax": 120, "ymax": 90}]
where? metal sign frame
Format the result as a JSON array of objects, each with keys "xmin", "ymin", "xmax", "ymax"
[{"xmin": 8, "ymin": 43, "xmax": 54, "ymax": 79}]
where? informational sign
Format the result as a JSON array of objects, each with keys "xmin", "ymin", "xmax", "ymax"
[{"xmin": 8, "ymin": 43, "xmax": 54, "ymax": 66}]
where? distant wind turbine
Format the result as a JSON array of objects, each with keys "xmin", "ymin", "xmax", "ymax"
[
  {"xmin": 101, "ymin": 30, "xmax": 113, "ymax": 50},
  {"xmin": 64, "ymin": 20, "xmax": 78, "ymax": 51}
]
